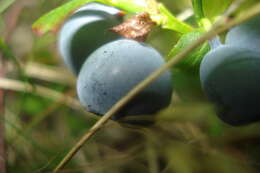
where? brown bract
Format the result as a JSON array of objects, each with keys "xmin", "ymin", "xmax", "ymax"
[{"xmin": 110, "ymin": 12, "xmax": 156, "ymax": 41}]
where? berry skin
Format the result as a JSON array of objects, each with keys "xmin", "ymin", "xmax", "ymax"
[
  {"xmin": 74, "ymin": 2, "xmax": 124, "ymax": 19},
  {"xmin": 58, "ymin": 3, "xmax": 123, "ymax": 75},
  {"xmin": 225, "ymin": 15, "xmax": 260, "ymax": 52},
  {"xmin": 200, "ymin": 45, "xmax": 260, "ymax": 126},
  {"xmin": 77, "ymin": 39, "xmax": 173, "ymax": 120}
]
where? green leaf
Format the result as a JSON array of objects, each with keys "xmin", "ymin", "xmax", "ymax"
[
  {"xmin": 106, "ymin": 0, "xmax": 151, "ymax": 12},
  {"xmin": 32, "ymin": 0, "xmax": 150, "ymax": 35},
  {"xmin": 157, "ymin": 4, "xmax": 193, "ymax": 33},
  {"xmin": 32, "ymin": 0, "xmax": 97, "ymax": 35},
  {"xmin": 202, "ymin": 0, "xmax": 234, "ymax": 21},
  {"xmin": 32, "ymin": 0, "xmax": 193, "ymax": 35},
  {"xmin": 167, "ymin": 29, "xmax": 210, "ymax": 71},
  {"xmin": 0, "ymin": 0, "xmax": 16, "ymax": 14}
]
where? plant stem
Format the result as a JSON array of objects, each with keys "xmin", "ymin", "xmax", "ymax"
[
  {"xmin": 192, "ymin": 0, "xmax": 204, "ymax": 21},
  {"xmin": 192, "ymin": 0, "xmax": 212, "ymax": 30},
  {"xmin": 52, "ymin": 2, "xmax": 260, "ymax": 173}
]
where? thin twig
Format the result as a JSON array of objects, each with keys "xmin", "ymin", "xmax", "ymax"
[
  {"xmin": 176, "ymin": 8, "xmax": 193, "ymax": 21},
  {"xmin": 7, "ymin": 62, "xmax": 75, "ymax": 86},
  {"xmin": 0, "ymin": 77, "xmax": 98, "ymax": 120},
  {"xmin": 222, "ymin": 0, "xmax": 246, "ymax": 18},
  {"xmin": 23, "ymin": 62, "xmax": 75, "ymax": 86},
  {"xmin": 53, "ymin": 2, "xmax": 260, "ymax": 172},
  {"xmin": 0, "ymin": 77, "xmax": 79, "ymax": 108}
]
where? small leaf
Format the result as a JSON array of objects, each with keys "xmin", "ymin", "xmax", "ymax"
[
  {"xmin": 167, "ymin": 29, "xmax": 210, "ymax": 71},
  {"xmin": 32, "ymin": 0, "xmax": 152, "ymax": 35},
  {"xmin": 107, "ymin": 0, "xmax": 151, "ymax": 12},
  {"xmin": 32, "ymin": 0, "xmax": 98, "ymax": 35},
  {"xmin": 157, "ymin": 4, "xmax": 193, "ymax": 33},
  {"xmin": 32, "ymin": 0, "xmax": 193, "ymax": 35},
  {"xmin": 202, "ymin": 0, "xmax": 234, "ymax": 21}
]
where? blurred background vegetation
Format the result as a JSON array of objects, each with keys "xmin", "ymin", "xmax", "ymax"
[{"xmin": 1, "ymin": 0, "xmax": 260, "ymax": 172}]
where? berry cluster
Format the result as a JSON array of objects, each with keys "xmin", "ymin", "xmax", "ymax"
[
  {"xmin": 58, "ymin": 3, "xmax": 173, "ymax": 123},
  {"xmin": 200, "ymin": 15, "xmax": 260, "ymax": 126},
  {"xmin": 58, "ymin": 2, "xmax": 259, "ymax": 126}
]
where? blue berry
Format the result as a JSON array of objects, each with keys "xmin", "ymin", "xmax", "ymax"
[
  {"xmin": 74, "ymin": 2, "xmax": 123, "ymax": 19},
  {"xmin": 226, "ymin": 15, "xmax": 260, "ymax": 52},
  {"xmin": 77, "ymin": 39, "xmax": 173, "ymax": 120},
  {"xmin": 200, "ymin": 45, "xmax": 260, "ymax": 125},
  {"xmin": 58, "ymin": 3, "xmax": 122, "ymax": 75}
]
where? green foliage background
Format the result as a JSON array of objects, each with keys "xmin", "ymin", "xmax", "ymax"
[{"xmin": 1, "ymin": 0, "xmax": 260, "ymax": 172}]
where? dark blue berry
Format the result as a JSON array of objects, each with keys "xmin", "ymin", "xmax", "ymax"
[
  {"xmin": 200, "ymin": 45, "xmax": 260, "ymax": 125},
  {"xmin": 58, "ymin": 3, "xmax": 122, "ymax": 75},
  {"xmin": 77, "ymin": 39, "xmax": 173, "ymax": 120},
  {"xmin": 226, "ymin": 15, "xmax": 260, "ymax": 52}
]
